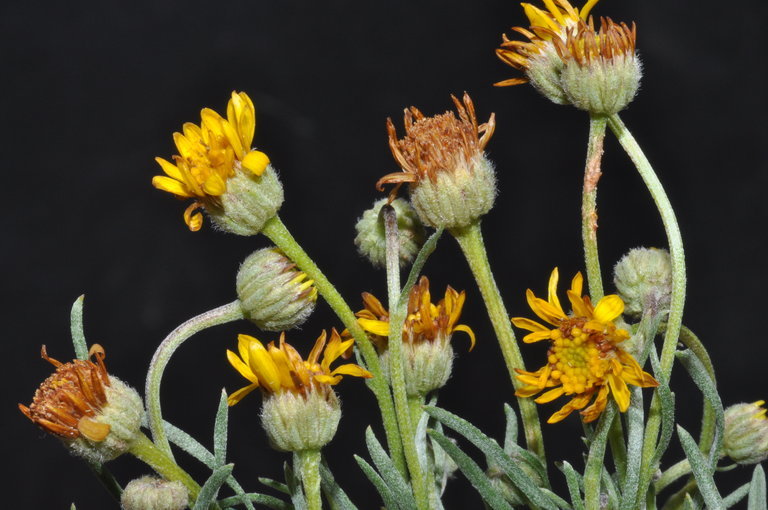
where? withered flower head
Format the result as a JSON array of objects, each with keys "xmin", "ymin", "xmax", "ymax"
[
  {"xmin": 19, "ymin": 345, "xmax": 144, "ymax": 463},
  {"xmin": 377, "ymin": 94, "xmax": 497, "ymax": 229}
]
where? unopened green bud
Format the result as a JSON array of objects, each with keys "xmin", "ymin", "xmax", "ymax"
[
  {"xmin": 723, "ymin": 401, "xmax": 768, "ymax": 465},
  {"xmin": 208, "ymin": 164, "xmax": 284, "ymax": 236},
  {"xmin": 237, "ymin": 247, "xmax": 317, "ymax": 331},
  {"xmin": 121, "ymin": 476, "xmax": 188, "ymax": 510},
  {"xmin": 525, "ymin": 45, "xmax": 570, "ymax": 105},
  {"xmin": 559, "ymin": 19, "xmax": 641, "ymax": 115},
  {"xmin": 613, "ymin": 247, "xmax": 673, "ymax": 317},
  {"xmin": 378, "ymin": 93, "xmax": 497, "ymax": 229},
  {"xmin": 354, "ymin": 198, "xmax": 426, "ymax": 267},
  {"xmin": 261, "ymin": 389, "xmax": 341, "ymax": 452},
  {"xmin": 19, "ymin": 345, "xmax": 144, "ymax": 464},
  {"xmin": 486, "ymin": 459, "xmax": 544, "ymax": 507}
]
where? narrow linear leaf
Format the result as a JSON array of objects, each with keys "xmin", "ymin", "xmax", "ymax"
[
  {"xmin": 723, "ymin": 482, "xmax": 750, "ymax": 508},
  {"xmin": 319, "ymin": 461, "xmax": 358, "ymax": 510},
  {"xmin": 601, "ymin": 468, "xmax": 619, "ymax": 510},
  {"xmin": 503, "ymin": 404, "xmax": 519, "ymax": 454},
  {"xmin": 427, "ymin": 430, "xmax": 513, "ymax": 510},
  {"xmin": 217, "ymin": 493, "xmax": 290, "ymax": 510},
  {"xmin": 70, "ymin": 295, "xmax": 88, "ymax": 360},
  {"xmin": 214, "ymin": 390, "xmax": 229, "ymax": 468},
  {"xmin": 540, "ymin": 488, "xmax": 572, "ymax": 510},
  {"xmin": 86, "ymin": 460, "xmax": 122, "ymax": 501},
  {"xmin": 259, "ymin": 477, "xmax": 290, "ymax": 495},
  {"xmin": 355, "ymin": 455, "xmax": 401, "ymax": 510},
  {"xmin": 676, "ymin": 349, "xmax": 725, "ymax": 469},
  {"xmin": 650, "ymin": 349, "xmax": 676, "ymax": 467},
  {"xmin": 749, "ymin": 465, "xmax": 767, "ymax": 510},
  {"xmin": 71, "ymin": 504, "xmax": 77, "ymax": 510},
  {"xmin": 164, "ymin": 420, "xmax": 216, "ymax": 466},
  {"xmin": 620, "ymin": 387, "xmax": 644, "ymax": 510},
  {"xmin": 677, "ymin": 425, "xmax": 724, "ymax": 510},
  {"xmin": 192, "ymin": 464, "xmax": 234, "ymax": 510},
  {"xmin": 399, "ymin": 228, "xmax": 443, "ymax": 305},
  {"xmin": 224, "ymin": 477, "xmax": 256, "ymax": 510},
  {"xmin": 364, "ymin": 427, "xmax": 417, "ymax": 510},
  {"xmin": 559, "ymin": 461, "xmax": 584, "ymax": 510},
  {"xmin": 682, "ymin": 493, "xmax": 698, "ymax": 510},
  {"xmin": 284, "ymin": 461, "xmax": 307, "ymax": 510},
  {"xmin": 425, "ymin": 406, "xmax": 556, "ymax": 509}
]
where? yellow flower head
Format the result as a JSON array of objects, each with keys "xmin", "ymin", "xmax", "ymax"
[
  {"xmin": 152, "ymin": 91, "xmax": 271, "ymax": 231},
  {"xmin": 512, "ymin": 268, "xmax": 658, "ymax": 423},
  {"xmin": 356, "ymin": 276, "xmax": 476, "ymax": 351},
  {"xmin": 495, "ymin": 0, "xmax": 600, "ymax": 87},
  {"xmin": 226, "ymin": 330, "xmax": 372, "ymax": 406}
]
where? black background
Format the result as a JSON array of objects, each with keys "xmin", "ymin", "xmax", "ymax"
[{"xmin": 4, "ymin": 0, "xmax": 768, "ymax": 508}]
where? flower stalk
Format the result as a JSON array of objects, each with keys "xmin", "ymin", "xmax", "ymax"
[
  {"xmin": 582, "ymin": 114, "xmax": 608, "ymax": 300},
  {"xmin": 383, "ymin": 205, "xmax": 431, "ymax": 510},
  {"xmin": 128, "ymin": 432, "xmax": 201, "ymax": 504},
  {"xmin": 146, "ymin": 301, "xmax": 244, "ymax": 457},
  {"xmin": 296, "ymin": 450, "xmax": 322, "ymax": 510},
  {"xmin": 261, "ymin": 214, "xmax": 405, "ymax": 474},
  {"xmin": 451, "ymin": 221, "xmax": 545, "ymax": 460}
]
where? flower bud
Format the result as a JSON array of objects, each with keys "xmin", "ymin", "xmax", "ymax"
[
  {"xmin": 261, "ymin": 389, "xmax": 342, "ymax": 452},
  {"xmin": 558, "ymin": 19, "xmax": 642, "ymax": 115},
  {"xmin": 486, "ymin": 459, "xmax": 544, "ymax": 507},
  {"xmin": 237, "ymin": 247, "xmax": 317, "ymax": 331},
  {"xmin": 723, "ymin": 401, "xmax": 768, "ymax": 465},
  {"xmin": 354, "ymin": 198, "xmax": 426, "ymax": 268},
  {"xmin": 613, "ymin": 247, "xmax": 673, "ymax": 318},
  {"xmin": 377, "ymin": 94, "xmax": 497, "ymax": 229},
  {"xmin": 19, "ymin": 345, "xmax": 144, "ymax": 464},
  {"xmin": 206, "ymin": 164, "xmax": 284, "ymax": 236},
  {"xmin": 121, "ymin": 476, "xmax": 188, "ymax": 510},
  {"xmin": 379, "ymin": 340, "xmax": 454, "ymax": 397}
]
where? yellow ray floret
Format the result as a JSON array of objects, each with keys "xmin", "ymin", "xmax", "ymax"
[
  {"xmin": 226, "ymin": 330, "xmax": 372, "ymax": 406},
  {"xmin": 152, "ymin": 91, "xmax": 271, "ymax": 231},
  {"xmin": 511, "ymin": 268, "xmax": 658, "ymax": 423},
  {"xmin": 356, "ymin": 276, "xmax": 476, "ymax": 351}
]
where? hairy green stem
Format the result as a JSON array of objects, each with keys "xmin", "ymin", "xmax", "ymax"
[
  {"xmin": 451, "ymin": 221, "xmax": 544, "ymax": 460},
  {"xmin": 608, "ymin": 114, "xmax": 686, "ymax": 381},
  {"xmin": 582, "ymin": 114, "xmax": 608, "ymax": 301},
  {"xmin": 655, "ymin": 459, "xmax": 692, "ymax": 494},
  {"xmin": 262, "ymin": 214, "xmax": 405, "ymax": 475},
  {"xmin": 146, "ymin": 301, "xmax": 244, "ymax": 457},
  {"xmin": 678, "ymin": 325, "xmax": 717, "ymax": 453},
  {"xmin": 129, "ymin": 432, "xmax": 202, "ymax": 503},
  {"xmin": 297, "ymin": 450, "xmax": 322, "ymax": 510},
  {"xmin": 383, "ymin": 207, "xmax": 431, "ymax": 510}
]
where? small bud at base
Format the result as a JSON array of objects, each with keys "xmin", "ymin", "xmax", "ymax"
[
  {"xmin": 121, "ymin": 476, "xmax": 188, "ymax": 510},
  {"xmin": 354, "ymin": 198, "xmax": 426, "ymax": 268},
  {"xmin": 260, "ymin": 389, "xmax": 341, "ymax": 452},
  {"xmin": 723, "ymin": 401, "xmax": 768, "ymax": 465},
  {"xmin": 613, "ymin": 247, "xmax": 673, "ymax": 318}
]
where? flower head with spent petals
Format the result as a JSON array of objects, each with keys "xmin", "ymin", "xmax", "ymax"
[
  {"xmin": 512, "ymin": 269, "xmax": 658, "ymax": 423},
  {"xmin": 357, "ymin": 276, "xmax": 475, "ymax": 395},
  {"xmin": 19, "ymin": 345, "xmax": 144, "ymax": 463},
  {"xmin": 226, "ymin": 330, "xmax": 371, "ymax": 451},
  {"xmin": 377, "ymin": 94, "xmax": 497, "ymax": 229},
  {"xmin": 226, "ymin": 330, "xmax": 372, "ymax": 406},
  {"xmin": 153, "ymin": 91, "xmax": 283, "ymax": 235},
  {"xmin": 496, "ymin": 0, "xmax": 600, "ymax": 103}
]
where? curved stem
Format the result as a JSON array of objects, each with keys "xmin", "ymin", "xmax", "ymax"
[
  {"xmin": 655, "ymin": 459, "xmax": 692, "ymax": 494},
  {"xmin": 582, "ymin": 114, "xmax": 608, "ymax": 301},
  {"xmin": 608, "ymin": 114, "xmax": 686, "ymax": 381},
  {"xmin": 297, "ymin": 449, "xmax": 322, "ymax": 510},
  {"xmin": 261, "ymin": 214, "xmax": 405, "ymax": 475},
  {"xmin": 129, "ymin": 432, "xmax": 202, "ymax": 503},
  {"xmin": 146, "ymin": 301, "xmax": 244, "ymax": 457},
  {"xmin": 451, "ymin": 221, "xmax": 545, "ymax": 460},
  {"xmin": 383, "ymin": 206, "xmax": 431, "ymax": 510}
]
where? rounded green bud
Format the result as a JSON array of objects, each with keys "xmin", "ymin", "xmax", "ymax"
[
  {"xmin": 237, "ymin": 247, "xmax": 317, "ymax": 331},
  {"xmin": 261, "ymin": 389, "xmax": 341, "ymax": 452},
  {"xmin": 207, "ymin": 164, "xmax": 284, "ymax": 236},
  {"xmin": 354, "ymin": 198, "xmax": 426, "ymax": 268},
  {"xmin": 410, "ymin": 154, "xmax": 497, "ymax": 229},
  {"xmin": 380, "ymin": 341, "xmax": 455, "ymax": 397},
  {"xmin": 121, "ymin": 476, "xmax": 188, "ymax": 510},
  {"xmin": 67, "ymin": 376, "xmax": 145, "ymax": 464},
  {"xmin": 723, "ymin": 401, "xmax": 768, "ymax": 465},
  {"xmin": 559, "ymin": 19, "xmax": 641, "ymax": 115},
  {"xmin": 613, "ymin": 247, "xmax": 673, "ymax": 318}
]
